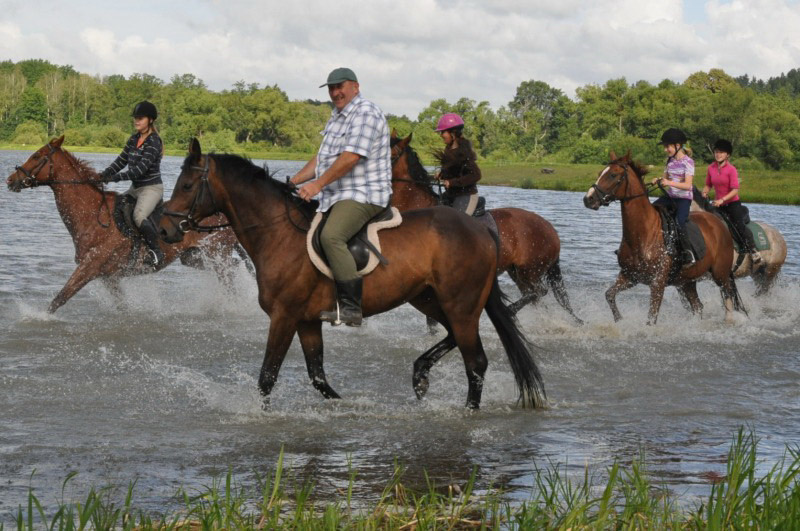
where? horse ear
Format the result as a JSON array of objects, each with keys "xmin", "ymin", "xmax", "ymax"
[
  {"xmin": 405, "ymin": 132, "xmax": 413, "ymax": 143},
  {"xmin": 189, "ymin": 138, "xmax": 202, "ymax": 160},
  {"xmin": 609, "ymin": 150, "xmax": 617, "ymax": 161},
  {"xmin": 51, "ymin": 135, "xmax": 65, "ymax": 148},
  {"xmin": 390, "ymin": 128, "xmax": 398, "ymax": 139},
  {"xmin": 624, "ymin": 149, "xmax": 632, "ymax": 162}
]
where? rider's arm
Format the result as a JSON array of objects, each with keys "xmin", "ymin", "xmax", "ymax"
[
  {"xmin": 101, "ymin": 137, "xmax": 133, "ymax": 176},
  {"xmin": 297, "ymin": 151, "xmax": 361, "ymax": 201},
  {"xmin": 115, "ymin": 135, "xmax": 161, "ymax": 183},
  {"xmin": 289, "ymin": 155, "xmax": 318, "ymax": 185}
]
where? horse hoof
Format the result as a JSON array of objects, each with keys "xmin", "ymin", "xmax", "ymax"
[{"xmin": 413, "ymin": 377, "xmax": 429, "ymax": 399}]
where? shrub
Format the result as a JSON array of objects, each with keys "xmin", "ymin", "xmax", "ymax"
[{"xmin": 11, "ymin": 121, "xmax": 46, "ymax": 145}]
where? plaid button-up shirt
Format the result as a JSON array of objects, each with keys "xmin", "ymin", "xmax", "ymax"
[{"xmin": 315, "ymin": 93, "xmax": 392, "ymax": 212}]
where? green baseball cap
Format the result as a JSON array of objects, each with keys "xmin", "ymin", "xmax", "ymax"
[{"xmin": 320, "ymin": 67, "xmax": 358, "ymax": 88}]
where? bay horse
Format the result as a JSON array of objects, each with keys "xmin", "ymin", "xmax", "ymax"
[
  {"xmin": 159, "ymin": 139, "xmax": 546, "ymax": 409},
  {"xmin": 5, "ymin": 136, "xmax": 247, "ymax": 313},
  {"xmin": 583, "ymin": 152, "xmax": 746, "ymax": 324},
  {"xmin": 689, "ymin": 199, "xmax": 787, "ymax": 295},
  {"xmin": 390, "ymin": 133, "xmax": 582, "ymax": 323}
]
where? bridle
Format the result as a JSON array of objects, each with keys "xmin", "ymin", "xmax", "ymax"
[
  {"xmin": 590, "ymin": 161, "xmax": 657, "ymax": 206},
  {"xmin": 13, "ymin": 143, "xmax": 112, "ymax": 227},
  {"xmin": 163, "ymin": 155, "xmax": 230, "ymax": 234}
]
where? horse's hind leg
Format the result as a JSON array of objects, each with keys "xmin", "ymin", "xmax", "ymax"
[
  {"xmin": 296, "ymin": 320, "xmax": 341, "ymax": 400},
  {"xmin": 545, "ymin": 260, "xmax": 583, "ymax": 324},
  {"xmin": 507, "ymin": 266, "xmax": 547, "ymax": 314},
  {"xmin": 677, "ymin": 282, "xmax": 703, "ymax": 318}
]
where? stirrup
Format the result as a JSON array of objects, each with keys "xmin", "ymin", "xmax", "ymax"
[
  {"xmin": 145, "ymin": 248, "xmax": 164, "ymax": 267},
  {"xmin": 681, "ymin": 253, "xmax": 696, "ymax": 268}
]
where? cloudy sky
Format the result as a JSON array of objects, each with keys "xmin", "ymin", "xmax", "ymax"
[{"xmin": 2, "ymin": 0, "xmax": 799, "ymax": 117}]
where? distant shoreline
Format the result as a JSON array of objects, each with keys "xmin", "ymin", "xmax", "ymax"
[{"xmin": 3, "ymin": 145, "xmax": 795, "ymax": 206}]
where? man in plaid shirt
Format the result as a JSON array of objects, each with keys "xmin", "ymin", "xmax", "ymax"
[{"xmin": 291, "ymin": 67, "xmax": 392, "ymax": 326}]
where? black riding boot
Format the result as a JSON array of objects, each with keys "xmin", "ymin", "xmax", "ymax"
[
  {"xmin": 139, "ymin": 219, "xmax": 165, "ymax": 267},
  {"xmin": 677, "ymin": 227, "xmax": 696, "ymax": 268},
  {"xmin": 320, "ymin": 278, "xmax": 363, "ymax": 326}
]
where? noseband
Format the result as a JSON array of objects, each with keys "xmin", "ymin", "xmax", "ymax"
[{"xmin": 163, "ymin": 156, "xmax": 229, "ymax": 233}]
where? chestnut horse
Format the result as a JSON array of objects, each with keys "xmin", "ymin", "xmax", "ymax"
[
  {"xmin": 390, "ymin": 133, "xmax": 582, "ymax": 323},
  {"xmin": 159, "ymin": 139, "xmax": 546, "ymax": 409},
  {"xmin": 583, "ymin": 152, "xmax": 746, "ymax": 324},
  {"xmin": 6, "ymin": 136, "xmax": 247, "ymax": 313},
  {"xmin": 689, "ymin": 198, "xmax": 787, "ymax": 295}
]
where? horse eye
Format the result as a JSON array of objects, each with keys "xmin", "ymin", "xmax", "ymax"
[{"xmin": 182, "ymin": 182, "xmax": 193, "ymax": 191}]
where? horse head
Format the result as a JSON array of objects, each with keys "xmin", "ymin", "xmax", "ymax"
[
  {"xmin": 583, "ymin": 150, "xmax": 647, "ymax": 209},
  {"xmin": 6, "ymin": 136, "xmax": 65, "ymax": 192},
  {"xmin": 160, "ymin": 138, "xmax": 218, "ymax": 243}
]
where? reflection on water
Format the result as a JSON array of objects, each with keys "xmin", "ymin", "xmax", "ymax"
[{"xmin": 1, "ymin": 149, "xmax": 798, "ymax": 517}]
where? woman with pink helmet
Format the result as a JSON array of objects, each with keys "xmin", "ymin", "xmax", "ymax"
[{"xmin": 433, "ymin": 112, "xmax": 482, "ymax": 213}]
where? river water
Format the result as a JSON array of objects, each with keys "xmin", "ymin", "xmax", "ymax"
[{"xmin": 1, "ymin": 149, "xmax": 798, "ymax": 519}]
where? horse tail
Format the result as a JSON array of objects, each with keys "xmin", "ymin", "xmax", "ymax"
[
  {"xmin": 484, "ymin": 277, "xmax": 547, "ymax": 409},
  {"xmin": 545, "ymin": 259, "xmax": 583, "ymax": 325}
]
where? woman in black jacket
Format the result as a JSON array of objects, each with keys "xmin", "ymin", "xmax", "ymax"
[{"xmin": 433, "ymin": 113, "xmax": 481, "ymax": 213}]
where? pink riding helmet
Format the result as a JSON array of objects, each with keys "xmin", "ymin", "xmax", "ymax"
[{"xmin": 435, "ymin": 113, "xmax": 465, "ymax": 132}]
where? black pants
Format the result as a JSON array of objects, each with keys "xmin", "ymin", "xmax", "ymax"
[{"xmin": 719, "ymin": 201, "xmax": 757, "ymax": 253}]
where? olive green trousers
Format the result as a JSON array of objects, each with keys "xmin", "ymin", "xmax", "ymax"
[{"xmin": 320, "ymin": 200, "xmax": 385, "ymax": 281}]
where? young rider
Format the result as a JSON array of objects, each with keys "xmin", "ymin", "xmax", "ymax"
[
  {"xmin": 702, "ymin": 139, "xmax": 762, "ymax": 264},
  {"xmin": 100, "ymin": 101, "xmax": 165, "ymax": 267},
  {"xmin": 433, "ymin": 113, "xmax": 481, "ymax": 213},
  {"xmin": 650, "ymin": 128, "xmax": 696, "ymax": 267}
]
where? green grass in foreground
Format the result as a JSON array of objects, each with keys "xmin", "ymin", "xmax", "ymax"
[{"xmin": 4, "ymin": 428, "xmax": 800, "ymax": 530}]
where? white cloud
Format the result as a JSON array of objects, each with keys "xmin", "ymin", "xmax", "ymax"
[{"xmin": 1, "ymin": 1, "xmax": 799, "ymax": 117}]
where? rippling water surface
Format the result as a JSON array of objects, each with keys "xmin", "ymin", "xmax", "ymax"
[{"xmin": 1, "ymin": 149, "xmax": 798, "ymax": 518}]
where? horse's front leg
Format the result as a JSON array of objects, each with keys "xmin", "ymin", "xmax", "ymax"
[
  {"xmin": 258, "ymin": 315, "xmax": 298, "ymax": 405},
  {"xmin": 296, "ymin": 320, "xmax": 341, "ymax": 399},
  {"xmin": 48, "ymin": 258, "xmax": 106, "ymax": 313},
  {"xmin": 605, "ymin": 272, "xmax": 635, "ymax": 322},
  {"xmin": 647, "ymin": 274, "xmax": 669, "ymax": 325}
]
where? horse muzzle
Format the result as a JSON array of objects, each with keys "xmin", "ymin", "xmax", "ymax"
[
  {"xmin": 6, "ymin": 174, "xmax": 29, "ymax": 193},
  {"xmin": 583, "ymin": 191, "xmax": 601, "ymax": 210}
]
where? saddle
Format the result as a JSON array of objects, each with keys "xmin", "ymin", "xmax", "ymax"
[
  {"xmin": 307, "ymin": 206, "xmax": 402, "ymax": 280},
  {"xmin": 113, "ymin": 194, "xmax": 163, "ymax": 268},
  {"xmin": 654, "ymin": 205, "xmax": 706, "ymax": 263},
  {"xmin": 692, "ymin": 191, "xmax": 770, "ymax": 253}
]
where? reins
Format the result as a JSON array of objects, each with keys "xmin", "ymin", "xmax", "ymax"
[
  {"xmin": 591, "ymin": 161, "xmax": 659, "ymax": 206},
  {"xmin": 163, "ymin": 156, "xmax": 231, "ymax": 233},
  {"xmin": 14, "ymin": 144, "xmax": 113, "ymax": 228}
]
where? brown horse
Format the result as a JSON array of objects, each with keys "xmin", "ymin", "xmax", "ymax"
[
  {"xmin": 159, "ymin": 139, "xmax": 546, "ymax": 409},
  {"xmin": 5, "ymin": 136, "xmax": 247, "ymax": 313},
  {"xmin": 390, "ymin": 133, "xmax": 582, "ymax": 323},
  {"xmin": 583, "ymin": 152, "xmax": 746, "ymax": 324}
]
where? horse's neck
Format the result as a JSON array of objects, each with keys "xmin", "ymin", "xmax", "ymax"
[
  {"xmin": 393, "ymin": 181, "xmax": 437, "ymax": 210},
  {"xmin": 620, "ymin": 190, "xmax": 661, "ymax": 247},
  {"xmin": 50, "ymin": 164, "xmax": 107, "ymax": 239}
]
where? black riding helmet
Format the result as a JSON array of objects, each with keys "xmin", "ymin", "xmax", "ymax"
[
  {"xmin": 713, "ymin": 139, "xmax": 733, "ymax": 154},
  {"xmin": 659, "ymin": 128, "xmax": 687, "ymax": 145},
  {"xmin": 132, "ymin": 100, "xmax": 158, "ymax": 120}
]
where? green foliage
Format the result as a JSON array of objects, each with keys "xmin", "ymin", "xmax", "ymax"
[
  {"xmin": 3, "ymin": 60, "xmax": 800, "ymax": 171},
  {"xmin": 11, "ymin": 121, "xmax": 46, "ymax": 145}
]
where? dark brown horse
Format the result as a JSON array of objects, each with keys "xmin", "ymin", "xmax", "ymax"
[
  {"xmin": 159, "ymin": 139, "xmax": 546, "ymax": 409},
  {"xmin": 5, "ymin": 136, "xmax": 247, "ymax": 313},
  {"xmin": 390, "ymin": 133, "xmax": 582, "ymax": 323},
  {"xmin": 583, "ymin": 152, "xmax": 746, "ymax": 324}
]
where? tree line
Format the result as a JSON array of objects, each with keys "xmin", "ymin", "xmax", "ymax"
[{"xmin": 2, "ymin": 59, "xmax": 800, "ymax": 169}]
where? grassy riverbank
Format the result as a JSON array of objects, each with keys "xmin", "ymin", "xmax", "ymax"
[
  {"xmin": 5, "ymin": 428, "xmax": 799, "ymax": 530},
  {"xmin": 3, "ymin": 144, "xmax": 797, "ymax": 205}
]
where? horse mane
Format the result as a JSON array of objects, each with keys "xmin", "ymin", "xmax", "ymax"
[
  {"xmin": 58, "ymin": 147, "xmax": 105, "ymax": 191},
  {"xmin": 390, "ymin": 137, "xmax": 437, "ymax": 195},
  {"xmin": 203, "ymin": 152, "xmax": 319, "ymax": 214},
  {"xmin": 612, "ymin": 154, "xmax": 650, "ymax": 181}
]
